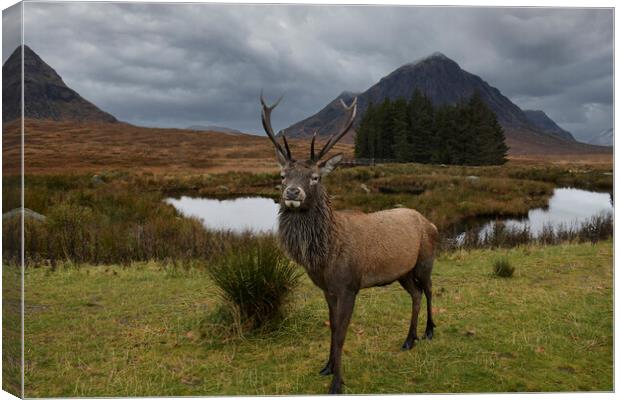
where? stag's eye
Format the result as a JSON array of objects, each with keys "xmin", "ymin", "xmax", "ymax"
[{"xmin": 310, "ymin": 174, "xmax": 320, "ymax": 185}]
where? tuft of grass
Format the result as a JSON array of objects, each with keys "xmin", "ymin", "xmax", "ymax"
[
  {"xmin": 493, "ymin": 257, "xmax": 515, "ymax": 278},
  {"xmin": 207, "ymin": 236, "xmax": 302, "ymax": 332}
]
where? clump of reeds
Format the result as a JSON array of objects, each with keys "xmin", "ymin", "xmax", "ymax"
[
  {"xmin": 493, "ymin": 257, "xmax": 515, "ymax": 278},
  {"xmin": 206, "ymin": 236, "xmax": 301, "ymax": 332},
  {"xmin": 441, "ymin": 212, "xmax": 613, "ymax": 252}
]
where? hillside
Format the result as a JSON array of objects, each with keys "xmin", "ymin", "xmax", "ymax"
[
  {"xmin": 283, "ymin": 53, "xmax": 606, "ymax": 155},
  {"xmin": 523, "ymin": 110, "xmax": 574, "ymax": 141},
  {"xmin": 2, "ymin": 45, "xmax": 117, "ymax": 123},
  {"xmin": 186, "ymin": 125, "xmax": 244, "ymax": 135},
  {"xmin": 3, "ymin": 118, "xmax": 609, "ymax": 176},
  {"xmin": 3, "ymin": 119, "xmax": 353, "ymax": 175}
]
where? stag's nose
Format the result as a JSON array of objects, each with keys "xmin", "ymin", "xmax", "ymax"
[{"xmin": 285, "ymin": 186, "xmax": 301, "ymax": 200}]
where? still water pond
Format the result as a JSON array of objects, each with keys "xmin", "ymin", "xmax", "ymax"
[
  {"xmin": 166, "ymin": 188, "xmax": 612, "ymax": 235},
  {"xmin": 165, "ymin": 196, "xmax": 279, "ymax": 233},
  {"xmin": 468, "ymin": 188, "xmax": 613, "ymax": 239}
]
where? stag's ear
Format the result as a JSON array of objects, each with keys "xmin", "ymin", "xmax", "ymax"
[
  {"xmin": 275, "ymin": 148, "xmax": 287, "ymax": 168},
  {"xmin": 319, "ymin": 153, "xmax": 343, "ymax": 176}
]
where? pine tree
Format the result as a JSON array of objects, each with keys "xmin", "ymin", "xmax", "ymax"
[
  {"xmin": 353, "ymin": 91, "xmax": 508, "ymax": 165},
  {"xmin": 355, "ymin": 102, "xmax": 375, "ymax": 158},
  {"xmin": 487, "ymin": 114, "xmax": 509, "ymax": 164},
  {"xmin": 391, "ymin": 98, "xmax": 411, "ymax": 161},
  {"xmin": 434, "ymin": 104, "xmax": 458, "ymax": 164},
  {"xmin": 466, "ymin": 91, "xmax": 508, "ymax": 165},
  {"xmin": 376, "ymin": 99, "xmax": 395, "ymax": 158},
  {"xmin": 409, "ymin": 89, "xmax": 435, "ymax": 163}
]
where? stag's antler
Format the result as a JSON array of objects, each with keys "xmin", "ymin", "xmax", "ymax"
[
  {"xmin": 260, "ymin": 92, "xmax": 292, "ymax": 160},
  {"xmin": 280, "ymin": 130, "xmax": 292, "ymax": 160},
  {"xmin": 310, "ymin": 131, "xmax": 318, "ymax": 161},
  {"xmin": 261, "ymin": 93, "xmax": 357, "ymax": 163},
  {"xmin": 313, "ymin": 97, "xmax": 357, "ymax": 161}
]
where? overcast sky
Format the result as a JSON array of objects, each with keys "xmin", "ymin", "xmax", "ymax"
[{"xmin": 5, "ymin": 3, "xmax": 613, "ymax": 141}]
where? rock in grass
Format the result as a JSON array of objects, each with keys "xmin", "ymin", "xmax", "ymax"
[
  {"xmin": 91, "ymin": 174, "xmax": 105, "ymax": 185},
  {"xmin": 3, "ymin": 208, "xmax": 46, "ymax": 222}
]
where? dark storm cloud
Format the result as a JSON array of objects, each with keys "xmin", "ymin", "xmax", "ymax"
[
  {"xmin": 3, "ymin": 3, "xmax": 22, "ymax": 62},
  {"xmin": 20, "ymin": 3, "xmax": 612, "ymax": 140}
]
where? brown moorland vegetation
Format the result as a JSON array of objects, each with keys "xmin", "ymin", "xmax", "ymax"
[
  {"xmin": 3, "ymin": 119, "xmax": 354, "ymax": 175},
  {"xmin": 2, "ymin": 119, "xmax": 611, "ymax": 176}
]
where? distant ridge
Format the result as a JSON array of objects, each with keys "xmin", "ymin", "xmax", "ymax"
[
  {"xmin": 283, "ymin": 52, "xmax": 604, "ymax": 155},
  {"xmin": 186, "ymin": 125, "xmax": 244, "ymax": 135},
  {"xmin": 588, "ymin": 128, "xmax": 613, "ymax": 147},
  {"xmin": 523, "ymin": 110, "xmax": 575, "ymax": 141},
  {"xmin": 2, "ymin": 45, "xmax": 117, "ymax": 123}
]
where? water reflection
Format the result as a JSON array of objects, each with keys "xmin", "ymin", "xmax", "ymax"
[
  {"xmin": 165, "ymin": 196, "xmax": 279, "ymax": 233},
  {"xmin": 166, "ymin": 188, "xmax": 613, "ymax": 238},
  {"xmin": 465, "ymin": 188, "xmax": 613, "ymax": 239}
]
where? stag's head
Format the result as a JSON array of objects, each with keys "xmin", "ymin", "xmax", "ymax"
[{"xmin": 260, "ymin": 93, "xmax": 357, "ymax": 211}]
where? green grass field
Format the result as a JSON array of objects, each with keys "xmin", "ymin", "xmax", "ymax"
[{"xmin": 23, "ymin": 240, "xmax": 612, "ymax": 396}]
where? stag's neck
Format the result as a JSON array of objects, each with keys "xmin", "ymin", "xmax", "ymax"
[{"xmin": 278, "ymin": 188, "xmax": 337, "ymax": 273}]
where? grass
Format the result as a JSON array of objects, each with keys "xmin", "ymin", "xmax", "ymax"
[
  {"xmin": 3, "ymin": 264, "xmax": 22, "ymax": 397},
  {"xmin": 493, "ymin": 257, "xmax": 515, "ymax": 278},
  {"xmin": 4, "ymin": 160, "xmax": 612, "ymax": 266},
  {"xmin": 22, "ymin": 240, "xmax": 612, "ymax": 396},
  {"xmin": 207, "ymin": 236, "xmax": 302, "ymax": 331}
]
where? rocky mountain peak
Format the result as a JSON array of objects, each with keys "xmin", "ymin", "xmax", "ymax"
[
  {"xmin": 3, "ymin": 45, "xmax": 118, "ymax": 123},
  {"xmin": 283, "ymin": 52, "xmax": 580, "ymax": 152}
]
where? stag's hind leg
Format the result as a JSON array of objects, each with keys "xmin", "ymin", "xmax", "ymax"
[
  {"xmin": 414, "ymin": 257, "xmax": 436, "ymax": 340},
  {"xmin": 399, "ymin": 271, "xmax": 423, "ymax": 350}
]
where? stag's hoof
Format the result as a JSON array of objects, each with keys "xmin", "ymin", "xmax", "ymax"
[
  {"xmin": 424, "ymin": 328, "xmax": 434, "ymax": 340},
  {"xmin": 401, "ymin": 337, "xmax": 418, "ymax": 350},
  {"xmin": 328, "ymin": 379, "xmax": 343, "ymax": 394},
  {"xmin": 319, "ymin": 363, "xmax": 334, "ymax": 376}
]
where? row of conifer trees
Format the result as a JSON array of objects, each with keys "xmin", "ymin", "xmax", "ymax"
[{"xmin": 354, "ymin": 90, "xmax": 509, "ymax": 165}]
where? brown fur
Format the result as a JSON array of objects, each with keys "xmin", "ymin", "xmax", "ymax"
[
  {"xmin": 277, "ymin": 159, "xmax": 438, "ymax": 394},
  {"xmin": 280, "ymin": 200, "xmax": 438, "ymax": 290}
]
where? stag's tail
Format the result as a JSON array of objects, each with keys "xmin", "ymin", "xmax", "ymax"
[{"xmin": 428, "ymin": 222, "xmax": 439, "ymax": 250}]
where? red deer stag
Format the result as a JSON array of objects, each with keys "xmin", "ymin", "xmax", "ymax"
[{"xmin": 260, "ymin": 94, "xmax": 438, "ymax": 394}]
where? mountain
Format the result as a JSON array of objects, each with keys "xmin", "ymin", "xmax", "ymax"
[
  {"xmin": 523, "ymin": 110, "xmax": 574, "ymax": 141},
  {"xmin": 283, "ymin": 52, "xmax": 600, "ymax": 154},
  {"xmin": 186, "ymin": 125, "xmax": 244, "ymax": 135},
  {"xmin": 588, "ymin": 128, "xmax": 613, "ymax": 147},
  {"xmin": 2, "ymin": 45, "xmax": 117, "ymax": 123}
]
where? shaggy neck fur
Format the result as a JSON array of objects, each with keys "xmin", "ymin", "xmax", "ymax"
[{"xmin": 278, "ymin": 185, "xmax": 337, "ymax": 274}]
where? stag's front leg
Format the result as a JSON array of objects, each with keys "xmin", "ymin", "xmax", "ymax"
[
  {"xmin": 320, "ymin": 291, "xmax": 337, "ymax": 376},
  {"xmin": 328, "ymin": 289, "xmax": 357, "ymax": 394}
]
